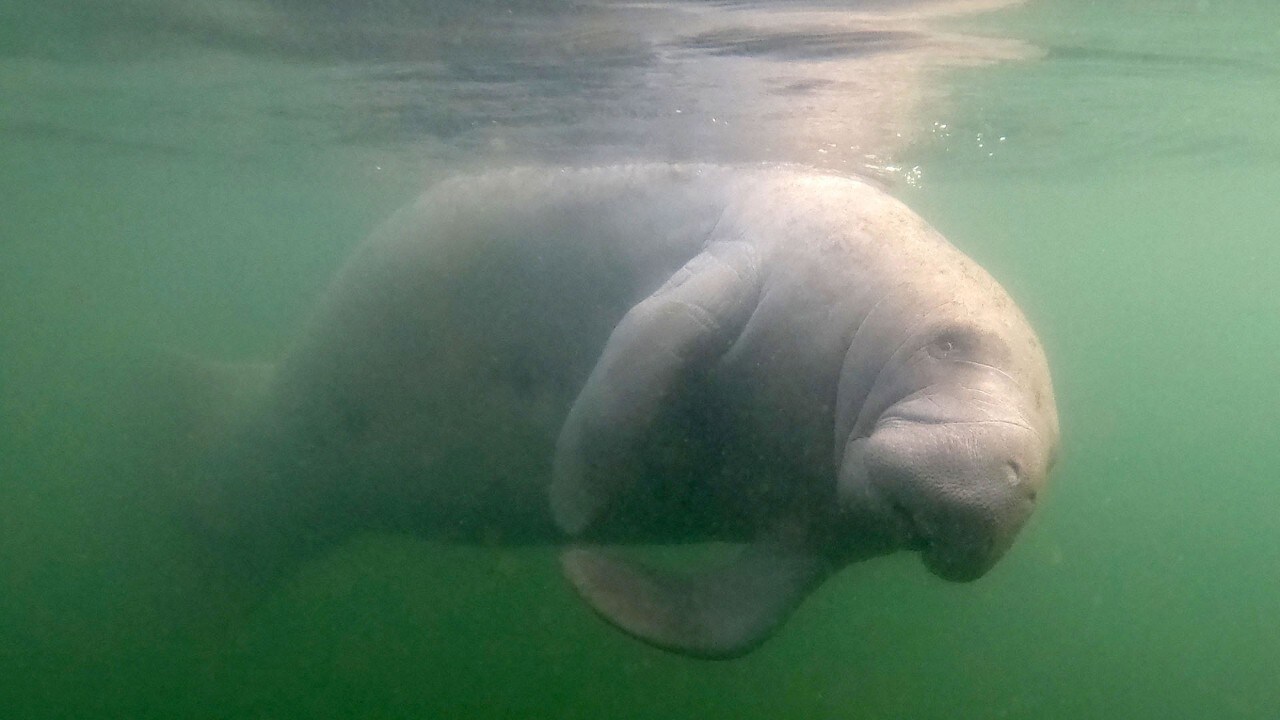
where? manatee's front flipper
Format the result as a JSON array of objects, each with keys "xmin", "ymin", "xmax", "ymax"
[
  {"xmin": 561, "ymin": 542, "xmax": 831, "ymax": 659},
  {"xmin": 551, "ymin": 240, "xmax": 762, "ymax": 534}
]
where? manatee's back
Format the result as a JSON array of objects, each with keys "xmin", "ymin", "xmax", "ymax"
[{"xmin": 250, "ymin": 166, "xmax": 734, "ymax": 543}]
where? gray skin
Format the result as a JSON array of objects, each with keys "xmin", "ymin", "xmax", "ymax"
[{"xmin": 188, "ymin": 164, "xmax": 1059, "ymax": 659}]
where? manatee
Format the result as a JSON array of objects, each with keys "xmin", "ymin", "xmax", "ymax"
[{"xmin": 183, "ymin": 164, "xmax": 1059, "ymax": 659}]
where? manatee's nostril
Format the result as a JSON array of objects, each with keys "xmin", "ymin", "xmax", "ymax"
[
  {"xmin": 1003, "ymin": 461, "xmax": 1022, "ymax": 486},
  {"xmin": 1005, "ymin": 461, "xmax": 1037, "ymax": 502}
]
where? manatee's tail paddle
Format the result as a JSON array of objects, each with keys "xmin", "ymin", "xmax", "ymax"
[
  {"xmin": 128, "ymin": 349, "xmax": 292, "ymax": 573},
  {"xmin": 132, "ymin": 347, "xmax": 275, "ymax": 466},
  {"xmin": 560, "ymin": 542, "xmax": 832, "ymax": 659}
]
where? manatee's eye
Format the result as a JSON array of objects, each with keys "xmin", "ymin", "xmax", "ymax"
[{"xmin": 927, "ymin": 327, "xmax": 974, "ymax": 360}]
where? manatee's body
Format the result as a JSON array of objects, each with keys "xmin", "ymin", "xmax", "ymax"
[{"xmin": 192, "ymin": 164, "xmax": 1059, "ymax": 658}]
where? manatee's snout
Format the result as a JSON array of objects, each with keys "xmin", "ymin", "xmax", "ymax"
[{"xmin": 839, "ymin": 413, "xmax": 1047, "ymax": 582}]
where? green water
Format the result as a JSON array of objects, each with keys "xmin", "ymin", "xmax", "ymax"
[{"xmin": 3, "ymin": 2, "xmax": 1279, "ymax": 718}]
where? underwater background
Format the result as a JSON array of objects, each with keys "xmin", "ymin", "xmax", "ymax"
[{"xmin": 2, "ymin": 1, "xmax": 1278, "ymax": 718}]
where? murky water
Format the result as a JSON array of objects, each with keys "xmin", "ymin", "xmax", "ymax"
[{"xmin": 2, "ymin": 1, "xmax": 1278, "ymax": 718}]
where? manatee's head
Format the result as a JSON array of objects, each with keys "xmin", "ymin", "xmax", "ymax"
[{"xmin": 837, "ymin": 312, "xmax": 1059, "ymax": 582}]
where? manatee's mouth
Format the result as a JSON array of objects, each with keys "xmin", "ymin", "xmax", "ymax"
[
  {"xmin": 883, "ymin": 497, "xmax": 932, "ymax": 552},
  {"xmin": 920, "ymin": 541, "xmax": 996, "ymax": 583},
  {"xmin": 840, "ymin": 423, "xmax": 1032, "ymax": 585},
  {"xmin": 882, "ymin": 498, "xmax": 996, "ymax": 583}
]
